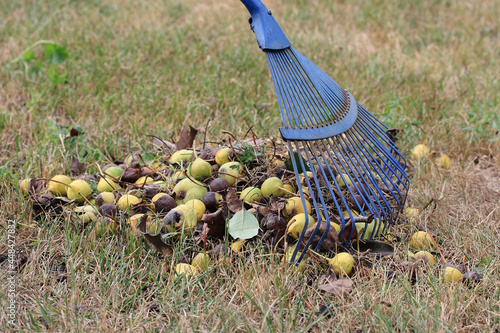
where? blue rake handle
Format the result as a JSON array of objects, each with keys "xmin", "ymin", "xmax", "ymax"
[{"xmin": 240, "ymin": 0, "xmax": 291, "ymax": 50}]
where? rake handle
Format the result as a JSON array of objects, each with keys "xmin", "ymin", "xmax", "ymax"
[{"xmin": 239, "ymin": 0, "xmax": 291, "ymax": 50}]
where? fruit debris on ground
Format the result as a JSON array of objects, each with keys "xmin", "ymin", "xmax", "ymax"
[{"xmin": 20, "ymin": 129, "xmax": 479, "ymax": 291}]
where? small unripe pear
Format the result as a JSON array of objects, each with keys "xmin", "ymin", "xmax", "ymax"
[
  {"xmin": 94, "ymin": 217, "xmax": 118, "ymax": 237},
  {"xmin": 240, "ymin": 187, "xmax": 263, "ymax": 204},
  {"xmin": 162, "ymin": 204, "xmax": 197, "ymax": 235},
  {"xmin": 431, "ymin": 151, "xmax": 452, "ymax": 168},
  {"xmin": 169, "ymin": 149, "xmax": 195, "ymax": 164},
  {"xmin": 97, "ymin": 177, "xmax": 119, "ymax": 193},
  {"xmin": 328, "ymin": 252, "xmax": 355, "ymax": 276},
  {"xmin": 335, "ymin": 173, "xmax": 352, "ymax": 187},
  {"xmin": 443, "ymin": 265, "xmax": 463, "ymax": 283},
  {"xmin": 287, "ymin": 213, "xmax": 314, "ymax": 239},
  {"xmin": 409, "ymin": 231, "xmax": 434, "ymax": 250},
  {"xmin": 134, "ymin": 176, "xmax": 154, "ymax": 187},
  {"xmin": 80, "ymin": 211, "xmax": 98, "ymax": 223},
  {"xmin": 67, "ymin": 180, "xmax": 92, "ymax": 204},
  {"xmin": 283, "ymin": 197, "xmax": 311, "ymax": 218},
  {"xmin": 215, "ymin": 147, "xmax": 234, "ymax": 166},
  {"xmin": 19, "ymin": 178, "xmax": 31, "ymax": 194},
  {"xmin": 218, "ymin": 162, "xmax": 244, "ymax": 186},
  {"xmin": 414, "ymin": 251, "xmax": 437, "ymax": 265},
  {"xmin": 117, "ymin": 194, "xmax": 141, "ymax": 211},
  {"xmin": 173, "ymin": 178, "xmax": 207, "ymax": 204},
  {"xmin": 411, "ymin": 144, "xmax": 430, "ymax": 160},
  {"xmin": 95, "ymin": 192, "xmax": 115, "ymax": 206},
  {"xmin": 191, "ymin": 252, "xmax": 210, "ymax": 272},
  {"xmin": 104, "ymin": 166, "xmax": 124, "ymax": 179},
  {"xmin": 187, "ymin": 158, "xmax": 212, "ymax": 180},
  {"xmin": 260, "ymin": 177, "xmax": 285, "ymax": 198},
  {"xmin": 184, "ymin": 199, "xmax": 206, "ymax": 221},
  {"xmin": 174, "ymin": 263, "xmax": 197, "ymax": 277},
  {"xmin": 48, "ymin": 175, "xmax": 72, "ymax": 196}
]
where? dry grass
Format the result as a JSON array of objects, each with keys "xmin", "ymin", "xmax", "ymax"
[{"xmin": 1, "ymin": 0, "xmax": 499, "ymax": 331}]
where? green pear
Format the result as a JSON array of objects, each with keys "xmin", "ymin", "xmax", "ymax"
[
  {"xmin": 162, "ymin": 204, "xmax": 197, "ymax": 235},
  {"xmin": 355, "ymin": 218, "xmax": 385, "ymax": 240},
  {"xmin": 117, "ymin": 194, "xmax": 141, "ymax": 211},
  {"xmin": 187, "ymin": 158, "xmax": 212, "ymax": 180},
  {"xmin": 104, "ymin": 166, "xmax": 123, "ymax": 179},
  {"xmin": 80, "ymin": 211, "xmax": 98, "ymax": 223},
  {"xmin": 218, "ymin": 161, "xmax": 244, "ymax": 186},
  {"xmin": 95, "ymin": 192, "xmax": 115, "ymax": 206},
  {"xmin": 19, "ymin": 178, "xmax": 31, "ymax": 194},
  {"xmin": 97, "ymin": 177, "xmax": 119, "ymax": 193},
  {"xmin": 48, "ymin": 175, "xmax": 72, "ymax": 196},
  {"xmin": 215, "ymin": 147, "xmax": 234, "ymax": 166},
  {"xmin": 67, "ymin": 180, "xmax": 92, "ymax": 204},
  {"xmin": 184, "ymin": 199, "xmax": 206, "ymax": 221},
  {"xmin": 173, "ymin": 178, "xmax": 207, "ymax": 205},
  {"xmin": 240, "ymin": 187, "xmax": 263, "ymax": 204},
  {"xmin": 260, "ymin": 177, "xmax": 285, "ymax": 198},
  {"xmin": 191, "ymin": 252, "xmax": 210, "ymax": 272},
  {"xmin": 169, "ymin": 149, "xmax": 195, "ymax": 164}
]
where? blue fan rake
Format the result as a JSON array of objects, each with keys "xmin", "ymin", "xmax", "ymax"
[{"xmin": 239, "ymin": 0, "xmax": 409, "ymax": 262}]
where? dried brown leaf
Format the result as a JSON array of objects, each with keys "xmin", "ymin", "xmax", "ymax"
[
  {"xmin": 137, "ymin": 214, "xmax": 173, "ymax": 256},
  {"xmin": 28, "ymin": 178, "xmax": 45, "ymax": 196},
  {"xmin": 318, "ymin": 277, "xmax": 353, "ymax": 296},
  {"xmin": 175, "ymin": 126, "xmax": 199, "ymax": 150},
  {"xmin": 149, "ymin": 134, "xmax": 176, "ymax": 150},
  {"xmin": 226, "ymin": 188, "xmax": 242, "ymax": 213},
  {"xmin": 304, "ymin": 220, "xmax": 339, "ymax": 251},
  {"xmin": 268, "ymin": 196, "xmax": 285, "ymax": 212},
  {"xmin": 355, "ymin": 241, "xmax": 395, "ymax": 257},
  {"xmin": 71, "ymin": 158, "xmax": 86, "ymax": 176},
  {"xmin": 69, "ymin": 127, "xmax": 83, "ymax": 137},
  {"xmin": 201, "ymin": 209, "xmax": 226, "ymax": 239}
]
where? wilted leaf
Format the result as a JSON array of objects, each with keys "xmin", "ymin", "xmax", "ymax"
[
  {"xmin": 386, "ymin": 128, "xmax": 400, "ymax": 143},
  {"xmin": 137, "ymin": 214, "xmax": 173, "ymax": 256},
  {"xmin": 149, "ymin": 134, "xmax": 176, "ymax": 150},
  {"xmin": 69, "ymin": 126, "xmax": 83, "ymax": 137},
  {"xmin": 228, "ymin": 209, "xmax": 259, "ymax": 240},
  {"xmin": 28, "ymin": 178, "xmax": 45, "ymax": 196},
  {"xmin": 285, "ymin": 152, "xmax": 310, "ymax": 173},
  {"xmin": 201, "ymin": 209, "xmax": 226, "ymax": 239},
  {"xmin": 268, "ymin": 196, "xmax": 285, "ymax": 212},
  {"xmin": 71, "ymin": 158, "xmax": 85, "ymax": 176},
  {"xmin": 355, "ymin": 241, "xmax": 395, "ymax": 257},
  {"xmin": 318, "ymin": 278, "xmax": 353, "ymax": 296},
  {"xmin": 304, "ymin": 220, "xmax": 339, "ymax": 251},
  {"xmin": 226, "ymin": 188, "xmax": 242, "ymax": 213},
  {"xmin": 175, "ymin": 126, "xmax": 199, "ymax": 150}
]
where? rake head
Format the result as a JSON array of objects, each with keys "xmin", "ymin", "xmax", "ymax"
[{"xmin": 239, "ymin": 0, "xmax": 409, "ymax": 262}]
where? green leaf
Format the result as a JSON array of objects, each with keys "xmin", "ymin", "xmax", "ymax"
[
  {"xmin": 23, "ymin": 51, "xmax": 35, "ymax": 61},
  {"xmin": 138, "ymin": 152, "xmax": 156, "ymax": 166},
  {"xmin": 44, "ymin": 44, "xmax": 68, "ymax": 65},
  {"xmin": 284, "ymin": 152, "xmax": 310, "ymax": 173},
  {"xmin": 48, "ymin": 66, "xmax": 67, "ymax": 83},
  {"xmin": 227, "ymin": 209, "xmax": 259, "ymax": 240}
]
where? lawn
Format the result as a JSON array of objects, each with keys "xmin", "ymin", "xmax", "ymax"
[{"xmin": 1, "ymin": 0, "xmax": 499, "ymax": 331}]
